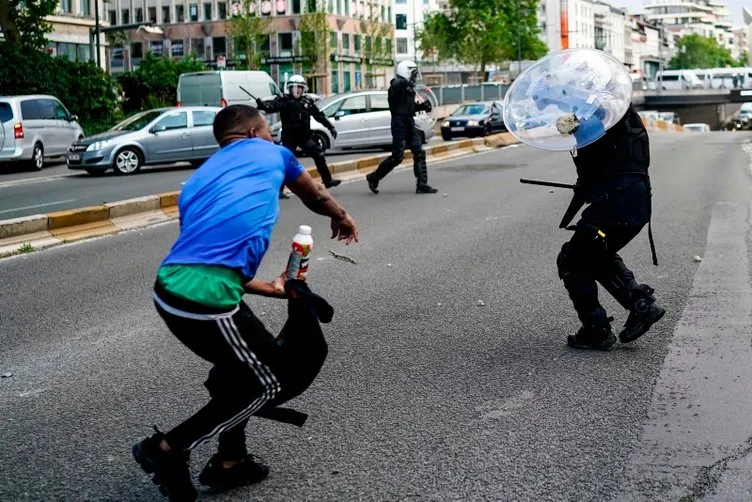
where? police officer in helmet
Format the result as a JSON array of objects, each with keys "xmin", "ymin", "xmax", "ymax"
[
  {"xmin": 553, "ymin": 98, "xmax": 666, "ymax": 350},
  {"xmin": 256, "ymin": 74, "xmax": 341, "ymax": 198},
  {"xmin": 366, "ymin": 60, "xmax": 437, "ymax": 194}
]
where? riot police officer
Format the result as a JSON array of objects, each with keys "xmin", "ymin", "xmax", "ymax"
[
  {"xmin": 256, "ymin": 75, "xmax": 341, "ymax": 198},
  {"xmin": 366, "ymin": 60, "xmax": 437, "ymax": 194},
  {"xmin": 556, "ymin": 103, "xmax": 666, "ymax": 350}
]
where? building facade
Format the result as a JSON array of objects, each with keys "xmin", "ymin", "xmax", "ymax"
[
  {"xmin": 642, "ymin": 0, "xmax": 733, "ymax": 45},
  {"xmin": 43, "ymin": 0, "xmax": 109, "ymax": 69},
  {"xmin": 112, "ymin": 0, "xmax": 395, "ymax": 94},
  {"xmin": 392, "ymin": 0, "xmax": 441, "ymax": 64}
]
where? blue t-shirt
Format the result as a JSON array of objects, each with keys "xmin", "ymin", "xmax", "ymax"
[{"xmin": 161, "ymin": 138, "xmax": 305, "ymax": 280}]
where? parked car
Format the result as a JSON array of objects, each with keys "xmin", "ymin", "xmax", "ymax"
[
  {"xmin": 658, "ymin": 111, "xmax": 681, "ymax": 125},
  {"xmin": 66, "ymin": 106, "xmax": 221, "ymax": 175},
  {"xmin": 683, "ymin": 123, "xmax": 711, "ymax": 132},
  {"xmin": 0, "ymin": 94, "xmax": 84, "ymax": 171},
  {"xmin": 440, "ymin": 101, "xmax": 506, "ymax": 140},
  {"xmin": 269, "ymin": 88, "xmax": 437, "ymax": 152}
]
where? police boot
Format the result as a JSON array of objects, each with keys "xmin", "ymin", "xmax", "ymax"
[
  {"xmin": 366, "ymin": 173, "xmax": 379, "ymax": 194},
  {"xmin": 567, "ymin": 311, "xmax": 616, "ymax": 351},
  {"xmin": 619, "ymin": 285, "xmax": 666, "ymax": 344},
  {"xmin": 198, "ymin": 453, "xmax": 269, "ymax": 491},
  {"xmin": 416, "ymin": 184, "xmax": 438, "ymax": 194}
]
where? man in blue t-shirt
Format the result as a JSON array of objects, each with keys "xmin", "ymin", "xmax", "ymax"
[{"xmin": 132, "ymin": 105, "xmax": 358, "ymax": 501}]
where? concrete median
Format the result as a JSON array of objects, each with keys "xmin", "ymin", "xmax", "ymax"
[{"xmin": 0, "ymin": 132, "xmax": 517, "ymax": 257}]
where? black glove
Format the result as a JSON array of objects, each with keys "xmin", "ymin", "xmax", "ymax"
[
  {"xmin": 422, "ymin": 100, "xmax": 433, "ymax": 113},
  {"xmin": 330, "ymin": 128, "xmax": 338, "ymax": 139},
  {"xmin": 255, "ymin": 98, "xmax": 266, "ymax": 111}
]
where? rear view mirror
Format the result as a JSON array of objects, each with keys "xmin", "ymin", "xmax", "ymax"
[
  {"xmin": 150, "ymin": 125, "xmax": 167, "ymax": 133},
  {"xmin": 334, "ymin": 110, "xmax": 346, "ymax": 119},
  {"xmin": 69, "ymin": 114, "xmax": 79, "ymax": 122}
]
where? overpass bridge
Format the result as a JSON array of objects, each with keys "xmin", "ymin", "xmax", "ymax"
[{"xmin": 632, "ymin": 89, "xmax": 752, "ymax": 129}]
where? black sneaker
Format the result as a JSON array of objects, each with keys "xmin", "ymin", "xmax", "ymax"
[
  {"xmin": 366, "ymin": 174, "xmax": 379, "ymax": 194},
  {"xmin": 416, "ymin": 184, "xmax": 438, "ymax": 194},
  {"xmin": 324, "ymin": 179, "xmax": 342, "ymax": 188},
  {"xmin": 132, "ymin": 427, "xmax": 197, "ymax": 502},
  {"xmin": 567, "ymin": 325, "xmax": 617, "ymax": 351},
  {"xmin": 198, "ymin": 454, "xmax": 270, "ymax": 491},
  {"xmin": 619, "ymin": 302, "xmax": 666, "ymax": 343}
]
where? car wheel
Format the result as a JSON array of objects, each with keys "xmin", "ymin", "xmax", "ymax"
[
  {"xmin": 483, "ymin": 124, "xmax": 492, "ymax": 137},
  {"xmin": 312, "ymin": 131, "xmax": 329, "ymax": 153},
  {"xmin": 113, "ymin": 147, "xmax": 143, "ymax": 175},
  {"xmin": 28, "ymin": 143, "xmax": 44, "ymax": 171},
  {"xmin": 441, "ymin": 132, "xmax": 452, "ymax": 141}
]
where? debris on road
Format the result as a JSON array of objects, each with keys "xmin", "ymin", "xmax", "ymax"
[
  {"xmin": 442, "ymin": 193, "xmax": 448, "ymax": 197},
  {"xmin": 693, "ymin": 255, "xmax": 703, "ymax": 262},
  {"xmin": 387, "ymin": 263, "xmax": 392, "ymax": 267},
  {"xmin": 549, "ymin": 189, "xmax": 555, "ymax": 193},
  {"xmin": 477, "ymin": 300, "xmax": 486, "ymax": 306},
  {"xmin": 328, "ymin": 250, "xmax": 358, "ymax": 264},
  {"xmin": 1, "ymin": 372, "xmax": 13, "ymax": 378}
]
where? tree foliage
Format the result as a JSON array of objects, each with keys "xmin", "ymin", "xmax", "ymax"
[
  {"xmin": 0, "ymin": 0, "xmax": 58, "ymax": 49},
  {"xmin": 299, "ymin": 2, "xmax": 329, "ymax": 67},
  {"xmin": 417, "ymin": 0, "xmax": 547, "ymax": 76},
  {"xmin": 227, "ymin": 0, "xmax": 272, "ymax": 70},
  {"xmin": 117, "ymin": 53, "xmax": 207, "ymax": 113},
  {"xmin": 0, "ymin": 43, "xmax": 121, "ymax": 135},
  {"xmin": 668, "ymin": 34, "xmax": 746, "ymax": 69}
]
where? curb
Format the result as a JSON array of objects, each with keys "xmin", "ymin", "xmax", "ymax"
[{"xmin": 0, "ymin": 133, "xmax": 516, "ymax": 257}]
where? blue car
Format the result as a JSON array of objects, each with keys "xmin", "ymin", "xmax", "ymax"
[{"xmin": 441, "ymin": 101, "xmax": 506, "ymax": 140}]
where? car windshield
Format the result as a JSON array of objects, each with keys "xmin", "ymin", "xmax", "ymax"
[
  {"xmin": 112, "ymin": 110, "xmax": 164, "ymax": 131},
  {"xmin": 453, "ymin": 105, "xmax": 489, "ymax": 115}
]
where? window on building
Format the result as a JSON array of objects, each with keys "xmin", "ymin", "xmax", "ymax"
[
  {"xmin": 109, "ymin": 10, "xmax": 117, "ymax": 25},
  {"xmin": 345, "ymin": 0, "xmax": 349, "ymax": 15},
  {"xmin": 131, "ymin": 42, "xmax": 144, "ymax": 59},
  {"xmin": 386, "ymin": 37, "xmax": 392, "ymax": 53},
  {"xmin": 331, "ymin": 31, "xmax": 338, "ymax": 48},
  {"xmin": 337, "ymin": 0, "xmax": 341, "ymax": 14},
  {"xmin": 307, "ymin": 0, "xmax": 316, "ymax": 11},
  {"xmin": 135, "ymin": 7, "xmax": 143, "ymax": 22},
  {"xmin": 176, "ymin": 5, "xmax": 184, "ymax": 21},
  {"xmin": 80, "ymin": 0, "xmax": 90, "ymax": 16},
  {"xmin": 191, "ymin": 38, "xmax": 205, "ymax": 57},
  {"xmin": 77, "ymin": 44, "xmax": 91, "ymax": 61},
  {"xmin": 332, "ymin": 70, "xmax": 339, "ymax": 93},
  {"xmin": 396, "ymin": 13, "xmax": 407, "ymax": 30},
  {"xmin": 328, "ymin": 0, "xmax": 333, "ymax": 12},
  {"xmin": 354, "ymin": 34, "xmax": 361, "ymax": 51},
  {"xmin": 204, "ymin": 2, "xmax": 212, "ymax": 19},
  {"xmin": 279, "ymin": 32, "xmax": 293, "ymax": 55},
  {"xmin": 380, "ymin": 5, "xmax": 384, "ymax": 21},
  {"xmin": 395, "ymin": 0, "xmax": 405, "ymax": 4},
  {"xmin": 172, "ymin": 40, "xmax": 185, "ymax": 56},
  {"xmin": 149, "ymin": 40, "xmax": 164, "ymax": 56},
  {"xmin": 387, "ymin": 6, "xmax": 391, "ymax": 21},
  {"xmin": 61, "ymin": 0, "xmax": 72, "ymax": 13},
  {"xmin": 218, "ymin": 2, "xmax": 227, "ymax": 18},
  {"xmin": 122, "ymin": 8, "xmax": 130, "ymax": 23},
  {"xmin": 162, "ymin": 6, "xmax": 171, "ymax": 22},
  {"xmin": 148, "ymin": 6, "xmax": 157, "ymax": 22},
  {"xmin": 343, "ymin": 33, "xmax": 350, "ymax": 50},
  {"xmin": 213, "ymin": 37, "xmax": 227, "ymax": 56},
  {"xmin": 189, "ymin": 4, "xmax": 199, "ymax": 20},
  {"xmin": 365, "ymin": 35, "xmax": 371, "ymax": 51},
  {"xmin": 292, "ymin": 0, "xmax": 301, "ymax": 13}
]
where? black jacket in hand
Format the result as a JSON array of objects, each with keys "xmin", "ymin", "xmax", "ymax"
[
  {"xmin": 573, "ymin": 104, "xmax": 650, "ymax": 195},
  {"xmin": 388, "ymin": 76, "xmax": 431, "ymax": 119},
  {"xmin": 258, "ymin": 95, "xmax": 334, "ymax": 137}
]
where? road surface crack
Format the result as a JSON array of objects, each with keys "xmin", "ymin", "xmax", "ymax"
[{"xmin": 683, "ymin": 435, "xmax": 752, "ymax": 500}]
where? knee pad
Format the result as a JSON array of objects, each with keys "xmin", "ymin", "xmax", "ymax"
[
  {"xmin": 391, "ymin": 151, "xmax": 405, "ymax": 164},
  {"xmin": 557, "ymin": 242, "xmax": 575, "ymax": 280}
]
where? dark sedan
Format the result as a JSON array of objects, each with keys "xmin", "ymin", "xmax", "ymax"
[{"xmin": 440, "ymin": 101, "xmax": 506, "ymax": 140}]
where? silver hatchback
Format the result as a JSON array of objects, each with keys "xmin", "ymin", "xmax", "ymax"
[
  {"xmin": 270, "ymin": 88, "xmax": 437, "ymax": 152},
  {"xmin": 67, "ymin": 106, "xmax": 222, "ymax": 175},
  {"xmin": 0, "ymin": 95, "xmax": 84, "ymax": 171}
]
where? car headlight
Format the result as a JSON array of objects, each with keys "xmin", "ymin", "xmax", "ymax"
[
  {"xmin": 442, "ymin": 121, "xmax": 450, "ymax": 127},
  {"xmin": 86, "ymin": 140, "xmax": 112, "ymax": 151},
  {"xmin": 467, "ymin": 120, "xmax": 479, "ymax": 127}
]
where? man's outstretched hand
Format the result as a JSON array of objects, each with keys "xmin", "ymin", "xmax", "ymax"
[{"xmin": 331, "ymin": 213, "xmax": 359, "ymax": 245}]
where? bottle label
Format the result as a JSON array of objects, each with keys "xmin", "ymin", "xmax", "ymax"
[{"xmin": 285, "ymin": 242, "xmax": 312, "ymax": 280}]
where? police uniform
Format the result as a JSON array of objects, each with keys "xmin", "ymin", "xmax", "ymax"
[
  {"xmin": 557, "ymin": 104, "xmax": 666, "ymax": 350},
  {"xmin": 258, "ymin": 94, "xmax": 339, "ymax": 188}
]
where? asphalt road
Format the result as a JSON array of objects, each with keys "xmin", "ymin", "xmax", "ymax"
[
  {"xmin": 1, "ymin": 132, "xmax": 751, "ymax": 501},
  {"xmin": 0, "ymin": 138, "xmax": 440, "ymax": 219}
]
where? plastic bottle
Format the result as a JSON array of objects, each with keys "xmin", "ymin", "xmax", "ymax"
[{"xmin": 284, "ymin": 225, "xmax": 313, "ymax": 281}]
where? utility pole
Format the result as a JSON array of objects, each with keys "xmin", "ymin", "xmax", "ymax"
[
  {"xmin": 94, "ymin": 0, "xmax": 101, "ymax": 68},
  {"xmin": 516, "ymin": 0, "xmax": 522, "ymax": 79}
]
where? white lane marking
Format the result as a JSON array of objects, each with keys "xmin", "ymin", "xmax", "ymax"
[
  {"xmin": 0, "ymin": 174, "xmax": 73, "ymax": 189},
  {"xmin": 0, "ymin": 199, "xmax": 77, "ymax": 215}
]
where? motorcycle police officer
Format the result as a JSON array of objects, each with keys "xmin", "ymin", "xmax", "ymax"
[
  {"xmin": 366, "ymin": 60, "xmax": 438, "ymax": 194},
  {"xmin": 554, "ymin": 102, "xmax": 666, "ymax": 350},
  {"xmin": 256, "ymin": 75, "xmax": 341, "ymax": 198}
]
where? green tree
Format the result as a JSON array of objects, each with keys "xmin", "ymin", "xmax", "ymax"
[
  {"xmin": 298, "ymin": 0, "xmax": 330, "ymax": 92},
  {"xmin": 417, "ymin": 0, "xmax": 546, "ymax": 78},
  {"xmin": 359, "ymin": 1, "xmax": 392, "ymax": 87},
  {"xmin": 0, "ymin": 0, "xmax": 58, "ymax": 49},
  {"xmin": 669, "ymin": 34, "xmax": 736, "ymax": 69},
  {"xmin": 118, "ymin": 53, "xmax": 207, "ymax": 113},
  {"xmin": 227, "ymin": 0, "xmax": 272, "ymax": 70},
  {"xmin": 0, "ymin": 43, "xmax": 122, "ymax": 135}
]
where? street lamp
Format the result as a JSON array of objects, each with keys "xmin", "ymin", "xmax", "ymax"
[{"xmin": 90, "ymin": 21, "xmax": 162, "ymax": 69}]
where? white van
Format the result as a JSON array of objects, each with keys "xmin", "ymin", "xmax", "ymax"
[
  {"xmin": 654, "ymin": 70, "xmax": 703, "ymax": 90},
  {"xmin": 177, "ymin": 71, "xmax": 281, "ymax": 108}
]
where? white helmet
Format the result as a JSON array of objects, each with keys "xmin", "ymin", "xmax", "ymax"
[
  {"xmin": 286, "ymin": 74, "xmax": 307, "ymax": 98},
  {"xmin": 396, "ymin": 60, "xmax": 421, "ymax": 84}
]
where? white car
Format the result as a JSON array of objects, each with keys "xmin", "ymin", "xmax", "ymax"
[
  {"xmin": 270, "ymin": 88, "xmax": 437, "ymax": 152},
  {"xmin": 683, "ymin": 123, "xmax": 711, "ymax": 132}
]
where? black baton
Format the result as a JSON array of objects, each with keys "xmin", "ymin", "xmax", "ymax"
[{"xmin": 520, "ymin": 178, "xmax": 576, "ymax": 190}]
